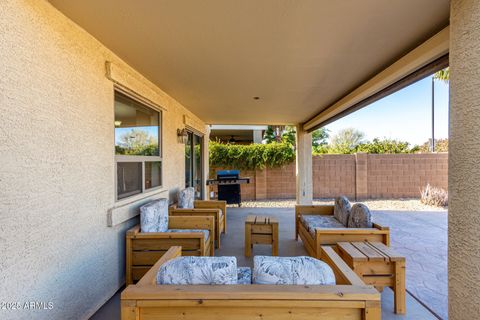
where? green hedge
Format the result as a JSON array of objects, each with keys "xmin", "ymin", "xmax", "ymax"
[{"xmin": 209, "ymin": 142, "xmax": 295, "ymax": 171}]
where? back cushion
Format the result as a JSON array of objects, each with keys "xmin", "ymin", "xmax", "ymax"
[
  {"xmin": 140, "ymin": 198, "xmax": 169, "ymax": 232},
  {"xmin": 348, "ymin": 203, "xmax": 373, "ymax": 228},
  {"xmin": 253, "ymin": 256, "xmax": 336, "ymax": 285},
  {"xmin": 334, "ymin": 196, "xmax": 351, "ymax": 227},
  {"xmin": 178, "ymin": 187, "xmax": 195, "ymax": 209},
  {"xmin": 157, "ymin": 256, "xmax": 238, "ymax": 285}
]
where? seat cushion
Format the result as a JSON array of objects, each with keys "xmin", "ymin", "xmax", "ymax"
[
  {"xmin": 253, "ymin": 256, "xmax": 336, "ymax": 285},
  {"xmin": 157, "ymin": 256, "xmax": 237, "ymax": 285},
  {"xmin": 178, "ymin": 187, "xmax": 195, "ymax": 209},
  {"xmin": 140, "ymin": 198, "xmax": 169, "ymax": 232},
  {"xmin": 348, "ymin": 203, "xmax": 373, "ymax": 228},
  {"xmin": 167, "ymin": 229, "xmax": 210, "ymax": 241},
  {"xmin": 237, "ymin": 267, "xmax": 252, "ymax": 284},
  {"xmin": 334, "ymin": 196, "xmax": 352, "ymax": 227},
  {"xmin": 300, "ymin": 215, "xmax": 344, "ymax": 237}
]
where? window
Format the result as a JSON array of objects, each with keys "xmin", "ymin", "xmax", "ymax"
[{"xmin": 114, "ymin": 91, "xmax": 162, "ymax": 200}]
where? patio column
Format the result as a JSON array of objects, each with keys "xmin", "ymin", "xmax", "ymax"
[
  {"xmin": 450, "ymin": 1, "xmax": 480, "ymax": 318},
  {"xmin": 203, "ymin": 126, "xmax": 211, "ymax": 200},
  {"xmin": 296, "ymin": 124, "xmax": 313, "ymax": 205}
]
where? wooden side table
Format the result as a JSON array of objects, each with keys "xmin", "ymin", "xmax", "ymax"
[
  {"xmin": 245, "ymin": 215, "xmax": 279, "ymax": 257},
  {"xmin": 336, "ymin": 241, "xmax": 406, "ymax": 314}
]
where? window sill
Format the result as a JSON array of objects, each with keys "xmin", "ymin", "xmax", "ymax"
[{"xmin": 107, "ymin": 188, "xmax": 168, "ymax": 227}]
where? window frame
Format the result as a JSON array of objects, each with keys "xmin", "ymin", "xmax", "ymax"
[{"xmin": 114, "ymin": 88, "xmax": 163, "ymax": 202}]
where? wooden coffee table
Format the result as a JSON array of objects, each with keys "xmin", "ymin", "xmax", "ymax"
[
  {"xmin": 245, "ymin": 215, "xmax": 278, "ymax": 257},
  {"xmin": 334, "ymin": 241, "xmax": 406, "ymax": 314}
]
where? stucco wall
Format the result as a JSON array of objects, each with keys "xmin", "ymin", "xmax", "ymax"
[
  {"xmin": 0, "ymin": 1, "xmax": 206, "ymax": 319},
  {"xmin": 449, "ymin": 1, "xmax": 480, "ymax": 318}
]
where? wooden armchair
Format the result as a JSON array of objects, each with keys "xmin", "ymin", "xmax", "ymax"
[
  {"xmin": 296, "ymin": 205, "xmax": 390, "ymax": 259},
  {"xmin": 126, "ymin": 216, "xmax": 214, "ymax": 285},
  {"xmin": 169, "ymin": 200, "xmax": 227, "ymax": 248}
]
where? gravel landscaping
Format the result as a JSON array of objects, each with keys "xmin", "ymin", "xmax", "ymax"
[{"xmin": 239, "ymin": 198, "xmax": 447, "ymax": 211}]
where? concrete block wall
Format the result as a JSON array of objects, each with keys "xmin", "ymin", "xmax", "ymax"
[{"xmin": 211, "ymin": 153, "xmax": 448, "ymax": 201}]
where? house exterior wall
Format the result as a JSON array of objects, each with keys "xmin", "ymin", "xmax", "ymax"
[
  {"xmin": 0, "ymin": 1, "xmax": 206, "ymax": 319},
  {"xmin": 449, "ymin": 0, "xmax": 480, "ymax": 318},
  {"xmin": 211, "ymin": 154, "xmax": 447, "ymax": 201}
]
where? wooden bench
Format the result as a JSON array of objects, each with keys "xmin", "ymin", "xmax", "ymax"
[
  {"xmin": 333, "ymin": 241, "xmax": 406, "ymax": 314},
  {"xmin": 121, "ymin": 246, "xmax": 381, "ymax": 320},
  {"xmin": 169, "ymin": 200, "xmax": 227, "ymax": 248},
  {"xmin": 125, "ymin": 216, "xmax": 215, "ymax": 285},
  {"xmin": 296, "ymin": 205, "xmax": 390, "ymax": 259}
]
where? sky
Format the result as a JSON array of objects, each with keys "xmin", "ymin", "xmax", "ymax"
[{"xmin": 324, "ymin": 75, "xmax": 449, "ymax": 146}]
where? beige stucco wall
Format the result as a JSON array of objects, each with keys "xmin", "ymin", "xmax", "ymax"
[
  {"xmin": 0, "ymin": 1, "xmax": 206, "ymax": 319},
  {"xmin": 449, "ymin": 0, "xmax": 480, "ymax": 318}
]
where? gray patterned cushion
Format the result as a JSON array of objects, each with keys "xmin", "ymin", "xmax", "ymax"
[
  {"xmin": 178, "ymin": 187, "xmax": 195, "ymax": 209},
  {"xmin": 348, "ymin": 203, "xmax": 373, "ymax": 228},
  {"xmin": 140, "ymin": 198, "xmax": 169, "ymax": 232},
  {"xmin": 253, "ymin": 256, "xmax": 336, "ymax": 285},
  {"xmin": 334, "ymin": 196, "xmax": 352, "ymax": 227},
  {"xmin": 167, "ymin": 229, "xmax": 210, "ymax": 241},
  {"xmin": 237, "ymin": 267, "xmax": 252, "ymax": 284},
  {"xmin": 300, "ymin": 215, "xmax": 345, "ymax": 237},
  {"xmin": 157, "ymin": 256, "xmax": 237, "ymax": 285}
]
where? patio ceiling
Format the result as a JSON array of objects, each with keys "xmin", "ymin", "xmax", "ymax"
[{"xmin": 49, "ymin": 0, "xmax": 449, "ymax": 126}]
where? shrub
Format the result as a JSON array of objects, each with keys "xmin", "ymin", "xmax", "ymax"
[
  {"xmin": 209, "ymin": 141, "xmax": 295, "ymax": 171},
  {"xmin": 420, "ymin": 184, "xmax": 448, "ymax": 207}
]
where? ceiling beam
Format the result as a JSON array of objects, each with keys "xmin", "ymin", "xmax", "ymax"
[{"xmin": 303, "ymin": 26, "xmax": 450, "ymax": 132}]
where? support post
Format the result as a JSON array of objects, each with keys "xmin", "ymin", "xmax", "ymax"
[
  {"xmin": 296, "ymin": 124, "xmax": 313, "ymax": 205},
  {"xmin": 203, "ymin": 126, "xmax": 211, "ymax": 200},
  {"xmin": 450, "ymin": 1, "xmax": 480, "ymax": 319}
]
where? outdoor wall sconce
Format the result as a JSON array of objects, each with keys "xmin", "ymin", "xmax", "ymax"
[{"xmin": 177, "ymin": 128, "xmax": 189, "ymax": 144}]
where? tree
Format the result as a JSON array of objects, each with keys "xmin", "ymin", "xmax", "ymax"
[
  {"xmin": 263, "ymin": 125, "xmax": 328, "ymax": 148},
  {"xmin": 117, "ymin": 129, "xmax": 158, "ymax": 155},
  {"xmin": 419, "ymin": 138, "xmax": 448, "ymax": 153},
  {"xmin": 312, "ymin": 128, "xmax": 329, "ymax": 147},
  {"xmin": 356, "ymin": 138, "xmax": 413, "ymax": 154},
  {"xmin": 329, "ymin": 128, "xmax": 365, "ymax": 154},
  {"xmin": 262, "ymin": 126, "xmax": 284, "ymax": 143},
  {"xmin": 433, "ymin": 67, "xmax": 449, "ymax": 83}
]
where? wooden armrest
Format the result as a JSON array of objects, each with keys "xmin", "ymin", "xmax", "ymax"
[
  {"xmin": 295, "ymin": 205, "xmax": 334, "ymax": 216},
  {"xmin": 373, "ymin": 222, "xmax": 389, "ymax": 230},
  {"xmin": 136, "ymin": 246, "xmax": 182, "ymax": 286},
  {"xmin": 132, "ymin": 232, "xmax": 207, "ymax": 239},
  {"xmin": 170, "ymin": 208, "xmax": 221, "ymax": 216},
  {"xmin": 194, "ymin": 200, "xmax": 227, "ymax": 213},
  {"xmin": 126, "ymin": 224, "xmax": 141, "ymax": 236},
  {"xmin": 320, "ymin": 246, "xmax": 365, "ymax": 286},
  {"xmin": 315, "ymin": 228, "xmax": 389, "ymax": 234}
]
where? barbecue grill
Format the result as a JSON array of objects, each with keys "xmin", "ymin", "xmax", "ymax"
[{"xmin": 206, "ymin": 170, "xmax": 250, "ymax": 206}]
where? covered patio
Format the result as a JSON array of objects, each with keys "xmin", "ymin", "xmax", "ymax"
[
  {"xmin": 92, "ymin": 206, "xmax": 447, "ymax": 319},
  {"xmin": 1, "ymin": 1, "xmax": 478, "ymax": 320}
]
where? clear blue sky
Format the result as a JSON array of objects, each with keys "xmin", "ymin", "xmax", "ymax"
[{"xmin": 324, "ymin": 75, "xmax": 449, "ymax": 146}]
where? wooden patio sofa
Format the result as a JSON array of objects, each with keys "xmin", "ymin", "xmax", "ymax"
[
  {"xmin": 296, "ymin": 205, "xmax": 390, "ymax": 259},
  {"xmin": 121, "ymin": 246, "xmax": 381, "ymax": 320},
  {"xmin": 126, "ymin": 216, "xmax": 215, "ymax": 285},
  {"xmin": 169, "ymin": 199, "xmax": 227, "ymax": 248}
]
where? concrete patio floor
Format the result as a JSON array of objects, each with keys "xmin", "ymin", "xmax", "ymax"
[{"xmin": 92, "ymin": 207, "xmax": 446, "ymax": 320}]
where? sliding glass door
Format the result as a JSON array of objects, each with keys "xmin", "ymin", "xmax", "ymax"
[{"xmin": 185, "ymin": 131, "xmax": 203, "ymax": 199}]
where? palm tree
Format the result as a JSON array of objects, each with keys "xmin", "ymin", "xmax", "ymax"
[
  {"xmin": 434, "ymin": 67, "xmax": 449, "ymax": 83},
  {"xmin": 430, "ymin": 67, "xmax": 449, "ymax": 152}
]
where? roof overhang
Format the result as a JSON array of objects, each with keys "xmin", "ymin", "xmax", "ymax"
[
  {"xmin": 48, "ymin": 1, "xmax": 450, "ymax": 126},
  {"xmin": 303, "ymin": 26, "xmax": 450, "ymax": 132}
]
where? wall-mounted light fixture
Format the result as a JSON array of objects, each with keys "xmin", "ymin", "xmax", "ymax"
[{"xmin": 177, "ymin": 128, "xmax": 189, "ymax": 144}]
